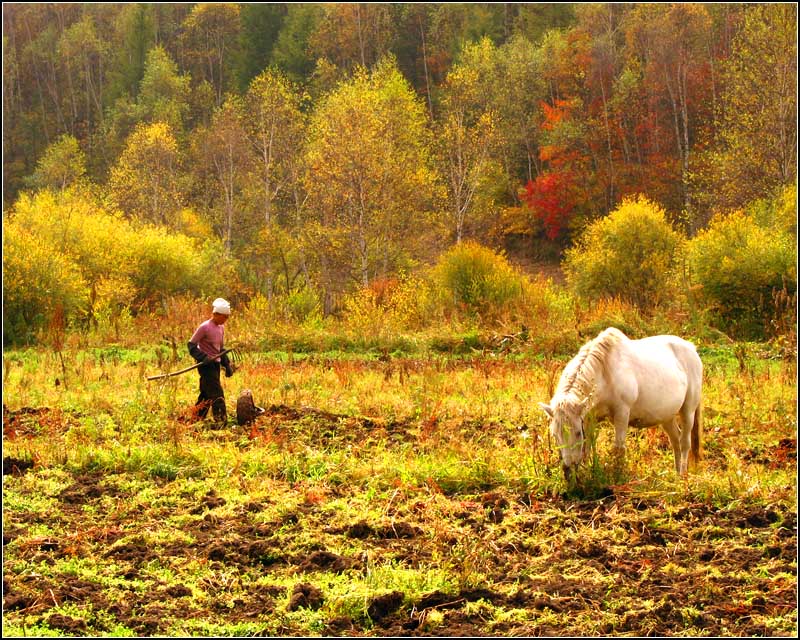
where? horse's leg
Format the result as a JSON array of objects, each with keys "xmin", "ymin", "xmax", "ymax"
[
  {"xmin": 677, "ymin": 404, "xmax": 696, "ymax": 476},
  {"xmin": 660, "ymin": 418, "xmax": 682, "ymax": 474},
  {"xmin": 610, "ymin": 408, "xmax": 630, "ymax": 471},
  {"xmin": 612, "ymin": 407, "xmax": 630, "ymax": 451}
]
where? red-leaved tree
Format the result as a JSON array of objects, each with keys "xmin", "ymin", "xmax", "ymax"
[
  {"xmin": 522, "ymin": 170, "xmax": 577, "ymax": 240},
  {"xmin": 521, "ymin": 97, "xmax": 583, "ymax": 240}
]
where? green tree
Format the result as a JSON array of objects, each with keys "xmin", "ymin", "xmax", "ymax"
[
  {"xmin": 27, "ymin": 134, "xmax": 87, "ymax": 192},
  {"xmin": 243, "ymin": 68, "xmax": 306, "ymax": 226},
  {"xmin": 573, "ymin": 4, "xmax": 633, "ymax": 214},
  {"xmin": 622, "ymin": 4, "xmax": 714, "ymax": 216},
  {"xmin": 57, "ymin": 14, "xmax": 109, "ymax": 130},
  {"xmin": 436, "ymin": 37, "xmax": 506, "ymax": 243},
  {"xmin": 101, "ymin": 44, "xmax": 190, "ymax": 174},
  {"xmin": 190, "ymin": 95, "xmax": 255, "ymax": 256},
  {"xmin": 234, "ymin": 3, "xmax": 288, "ymax": 90},
  {"xmin": 513, "ymin": 4, "xmax": 576, "ymax": 44},
  {"xmin": 308, "ymin": 3, "xmax": 397, "ymax": 72},
  {"xmin": 492, "ymin": 34, "xmax": 547, "ymax": 185},
  {"xmin": 271, "ymin": 4, "xmax": 325, "ymax": 84},
  {"xmin": 563, "ymin": 195, "xmax": 685, "ymax": 309},
  {"xmin": 180, "ymin": 3, "xmax": 242, "ymax": 107},
  {"xmin": 136, "ymin": 45, "xmax": 191, "ymax": 132},
  {"xmin": 393, "ymin": 4, "xmax": 437, "ymax": 118},
  {"xmin": 104, "ymin": 3, "xmax": 156, "ymax": 102},
  {"xmin": 428, "ymin": 3, "xmax": 507, "ymax": 73},
  {"xmin": 242, "ymin": 68, "xmax": 308, "ymax": 297}
]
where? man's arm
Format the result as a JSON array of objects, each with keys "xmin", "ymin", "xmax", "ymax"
[{"xmin": 188, "ymin": 341, "xmax": 211, "ymax": 364}]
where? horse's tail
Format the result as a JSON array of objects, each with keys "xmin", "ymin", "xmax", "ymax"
[{"xmin": 690, "ymin": 401, "xmax": 702, "ymax": 465}]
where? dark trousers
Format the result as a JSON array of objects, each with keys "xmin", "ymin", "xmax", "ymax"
[{"xmin": 196, "ymin": 362, "xmax": 227, "ymax": 424}]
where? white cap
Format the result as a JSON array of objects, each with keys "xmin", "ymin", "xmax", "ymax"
[{"xmin": 212, "ymin": 298, "xmax": 231, "ymax": 315}]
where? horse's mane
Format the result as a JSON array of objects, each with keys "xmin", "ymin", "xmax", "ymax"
[{"xmin": 555, "ymin": 327, "xmax": 626, "ymax": 403}]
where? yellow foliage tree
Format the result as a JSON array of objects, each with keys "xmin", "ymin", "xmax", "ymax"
[
  {"xmin": 304, "ymin": 56, "xmax": 441, "ymax": 300},
  {"xmin": 108, "ymin": 121, "xmax": 183, "ymax": 227}
]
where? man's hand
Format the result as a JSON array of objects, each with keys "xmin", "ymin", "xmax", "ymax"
[{"xmin": 224, "ymin": 364, "xmax": 236, "ymax": 377}]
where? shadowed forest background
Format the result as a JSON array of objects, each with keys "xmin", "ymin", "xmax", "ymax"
[{"xmin": 2, "ymin": 2, "xmax": 797, "ymax": 347}]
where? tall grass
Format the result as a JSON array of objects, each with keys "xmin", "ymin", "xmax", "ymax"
[{"xmin": 3, "ymin": 328, "xmax": 795, "ymax": 503}]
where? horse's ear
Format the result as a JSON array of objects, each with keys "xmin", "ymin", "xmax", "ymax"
[{"xmin": 538, "ymin": 402, "xmax": 553, "ymax": 418}]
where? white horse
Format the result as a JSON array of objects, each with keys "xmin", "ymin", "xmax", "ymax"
[{"xmin": 539, "ymin": 327, "xmax": 702, "ymax": 477}]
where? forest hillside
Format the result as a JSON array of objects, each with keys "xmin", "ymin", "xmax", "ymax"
[{"xmin": 2, "ymin": 3, "xmax": 797, "ymax": 345}]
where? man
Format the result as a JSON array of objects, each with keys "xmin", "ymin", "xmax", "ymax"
[{"xmin": 188, "ymin": 297, "xmax": 234, "ymax": 426}]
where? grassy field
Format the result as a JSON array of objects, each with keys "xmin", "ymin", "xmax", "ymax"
[{"xmin": 2, "ymin": 336, "xmax": 797, "ymax": 637}]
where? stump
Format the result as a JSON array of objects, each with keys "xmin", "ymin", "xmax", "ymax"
[{"xmin": 236, "ymin": 389, "xmax": 264, "ymax": 426}]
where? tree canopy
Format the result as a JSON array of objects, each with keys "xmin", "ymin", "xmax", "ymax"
[{"xmin": 2, "ymin": 3, "xmax": 797, "ymax": 341}]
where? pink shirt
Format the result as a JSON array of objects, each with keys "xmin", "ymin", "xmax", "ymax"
[{"xmin": 190, "ymin": 319, "xmax": 225, "ymax": 361}]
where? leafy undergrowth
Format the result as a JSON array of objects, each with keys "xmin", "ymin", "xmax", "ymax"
[{"xmin": 2, "ymin": 347, "xmax": 797, "ymax": 637}]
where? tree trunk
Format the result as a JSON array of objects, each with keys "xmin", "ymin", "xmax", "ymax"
[
  {"xmin": 600, "ymin": 79, "xmax": 615, "ymax": 213},
  {"xmin": 418, "ymin": 13, "xmax": 434, "ymax": 120},
  {"xmin": 356, "ymin": 4, "xmax": 366, "ymax": 68}
]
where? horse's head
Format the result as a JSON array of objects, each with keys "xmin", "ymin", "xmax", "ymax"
[{"xmin": 539, "ymin": 396, "xmax": 588, "ymax": 477}]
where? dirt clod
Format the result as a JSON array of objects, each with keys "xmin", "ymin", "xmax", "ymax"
[
  {"xmin": 287, "ymin": 583, "xmax": 324, "ymax": 611},
  {"xmin": 368, "ymin": 590, "xmax": 405, "ymax": 621}
]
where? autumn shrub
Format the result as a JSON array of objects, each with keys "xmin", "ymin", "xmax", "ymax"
[
  {"xmin": 4, "ymin": 189, "xmax": 232, "ymax": 342},
  {"xmin": 563, "ymin": 195, "xmax": 686, "ymax": 309},
  {"xmin": 341, "ymin": 288, "xmax": 399, "ymax": 344},
  {"xmin": 130, "ymin": 227, "xmax": 209, "ymax": 305},
  {"xmin": 519, "ymin": 274, "xmax": 574, "ymax": 324},
  {"xmin": 2, "ymin": 222, "xmax": 87, "ymax": 344},
  {"xmin": 239, "ymin": 288, "xmax": 321, "ymax": 329},
  {"xmin": 687, "ymin": 206, "xmax": 796, "ymax": 340},
  {"xmin": 432, "ymin": 241, "xmax": 526, "ymax": 321},
  {"xmin": 747, "ymin": 183, "xmax": 797, "ymax": 236},
  {"xmin": 575, "ymin": 296, "xmax": 652, "ymax": 340},
  {"xmin": 512, "ymin": 275, "xmax": 578, "ymax": 355},
  {"xmin": 285, "ymin": 287, "xmax": 323, "ymax": 324},
  {"xmin": 88, "ymin": 276, "xmax": 138, "ymax": 342},
  {"xmin": 341, "ymin": 275, "xmax": 434, "ymax": 340}
]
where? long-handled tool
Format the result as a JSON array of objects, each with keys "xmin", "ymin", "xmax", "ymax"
[{"xmin": 146, "ymin": 347, "xmax": 239, "ymax": 381}]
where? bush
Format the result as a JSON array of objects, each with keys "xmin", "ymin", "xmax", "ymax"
[
  {"xmin": 4, "ymin": 189, "xmax": 235, "ymax": 342},
  {"xmin": 339, "ymin": 275, "xmax": 434, "ymax": 341},
  {"xmin": 563, "ymin": 195, "xmax": 685, "ymax": 309},
  {"xmin": 131, "ymin": 226, "xmax": 208, "ymax": 305},
  {"xmin": 747, "ymin": 183, "xmax": 797, "ymax": 236},
  {"xmin": 433, "ymin": 241, "xmax": 525, "ymax": 319},
  {"xmin": 2, "ymin": 222, "xmax": 88, "ymax": 344},
  {"xmin": 687, "ymin": 208, "xmax": 796, "ymax": 340},
  {"xmin": 575, "ymin": 297, "xmax": 651, "ymax": 340}
]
